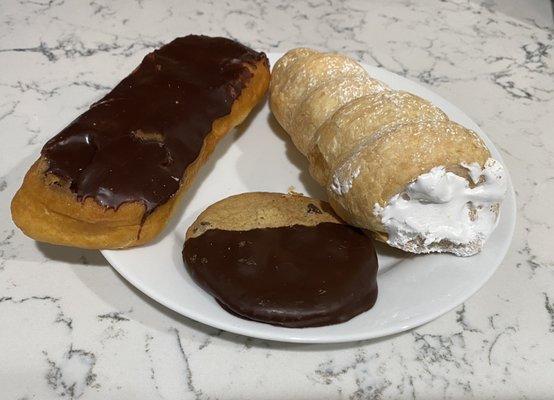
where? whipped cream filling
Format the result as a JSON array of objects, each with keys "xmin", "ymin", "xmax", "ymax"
[{"xmin": 373, "ymin": 158, "xmax": 507, "ymax": 256}]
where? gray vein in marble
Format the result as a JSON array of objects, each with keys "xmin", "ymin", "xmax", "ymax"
[
  {"xmin": 518, "ymin": 244, "xmax": 543, "ymax": 273},
  {"xmin": 97, "ymin": 311, "xmax": 130, "ymax": 322},
  {"xmin": 171, "ymin": 328, "xmax": 204, "ymax": 400},
  {"xmin": 44, "ymin": 345, "xmax": 98, "ymax": 399},
  {"xmin": 488, "ymin": 313, "xmax": 501, "ymax": 329},
  {"xmin": 0, "ymin": 100, "xmax": 19, "ymax": 122},
  {"xmin": 0, "ymin": 229, "xmax": 18, "ymax": 270},
  {"xmin": 413, "ymin": 332, "xmax": 469, "ymax": 369},
  {"xmin": 310, "ymin": 350, "xmax": 400, "ymax": 400},
  {"xmin": 2, "ymin": 81, "xmax": 59, "ymax": 98},
  {"xmin": 0, "ymin": 294, "xmax": 59, "ymax": 304},
  {"xmin": 0, "ymin": 294, "xmax": 77, "ymax": 333},
  {"xmin": 0, "ymin": 35, "xmax": 163, "ymax": 62},
  {"xmin": 54, "ymin": 310, "xmax": 73, "ymax": 330},
  {"xmin": 455, "ymin": 304, "xmax": 481, "ymax": 333},
  {"xmin": 18, "ymin": 0, "xmax": 66, "ymax": 11},
  {"xmin": 411, "ymin": 329, "xmax": 481, "ymax": 398},
  {"xmin": 487, "ymin": 327, "xmax": 517, "ymax": 365},
  {"xmin": 198, "ymin": 329, "xmax": 223, "ymax": 351},
  {"xmin": 544, "ymin": 292, "xmax": 554, "ymax": 333},
  {"xmin": 144, "ymin": 333, "xmax": 164, "ymax": 396},
  {"xmin": 97, "ymin": 311, "xmax": 130, "ymax": 344},
  {"xmin": 477, "ymin": 0, "xmax": 554, "ymax": 31},
  {"xmin": 70, "ymin": 80, "xmax": 111, "ymax": 91},
  {"xmin": 350, "ymin": 376, "xmax": 393, "ymax": 400},
  {"xmin": 0, "ymin": 42, "xmax": 58, "ymax": 61},
  {"xmin": 314, "ymin": 349, "xmax": 368, "ymax": 385},
  {"xmin": 89, "ymin": 0, "xmax": 116, "ymax": 17}
]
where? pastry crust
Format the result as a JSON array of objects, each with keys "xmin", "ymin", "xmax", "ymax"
[
  {"xmin": 11, "ymin": 58, "xmax": 270, "ymax": 249},
  {"xmin": 270, "ymin": 52, "xmax": 368, "ymax": 153},
  {"xmin": 292, "ymin": 75, "xmax": 387, "ymax": 160},
  {"xmin": 270, "ymin": 48, "xmax": 317, "ymax": 89},
  {"xmin": 310, "ymin": 90, "xmax": 448, "ymax": 185},
  {"xmin": 269, "ymin": 48, "xmax": 503, "ymax": 255},
  {"xmin": 186, "ymin": 192, "xmax": 343, "ymax": 240},
  {"xmin": 328, "ymin": 121, "xmax": 490, "ymax": 233}
]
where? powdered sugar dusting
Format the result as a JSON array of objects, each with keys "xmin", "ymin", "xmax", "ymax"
[{"xmin": 330, "ymin": 166, "xmax": 360, "ymax": 195}]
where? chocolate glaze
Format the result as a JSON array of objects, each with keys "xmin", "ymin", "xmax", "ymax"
[
  {"xmin": 183, "ymin": 223, "xmax": 379, "ymax": 328},
  {"xmin": 42, "ymin": 35, "xmax": 267, "ymax": 214}
]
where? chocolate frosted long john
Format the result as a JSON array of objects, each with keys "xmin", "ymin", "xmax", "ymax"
[
  {"xmin": 183, "ymin": 223, "xmax": 379, "ymax": 328},
  {"xmin": 43, "ymin": 35, "xmax": 267, "ymax": 214}
]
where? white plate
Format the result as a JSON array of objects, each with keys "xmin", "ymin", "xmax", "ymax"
[{"xmin": 102, "ymin": 53, "xmax": 516, "ymax": 343}]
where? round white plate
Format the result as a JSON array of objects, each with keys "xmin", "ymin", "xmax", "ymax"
[{"xmin": 102, "ymin": 53, "xmax": 516, "ymax": 343}]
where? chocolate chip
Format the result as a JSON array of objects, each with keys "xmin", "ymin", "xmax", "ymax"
[{"xmin": 307, "ymin": 203, "xmax": 322, "ymax": 214}]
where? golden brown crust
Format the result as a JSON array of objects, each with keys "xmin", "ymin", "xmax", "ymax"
[
  {"xmin": 186, "ymin": 192, "xmax": 343, "ymax": 240},
  {"xmin": 269, "ymin": 51, "xmax": 368, "ymax": 153},
  {"xmin": 269, "ymin": 48, "xmax": 495, "ymax": 252},
  {"xmin": 292, "ymin": 75, "xmax": 387, "ymax": 161},
  {"xmin": 11, "ymin": 59, "xmax": 270, "ymax": 249},
  {"xmin": 327, "ymin": 120, "xmax": 490, "ymax": 233},
  {"xmin": 309, "ymin": 90, "xmax": 448, "ymax": 185}
]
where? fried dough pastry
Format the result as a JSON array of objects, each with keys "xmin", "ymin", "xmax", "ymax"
[{"xmin": 11, "ymin": 36, "xmax": 270, "ymax": 249}]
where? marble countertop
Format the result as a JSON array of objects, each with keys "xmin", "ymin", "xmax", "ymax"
[{"xmin": 1, "ymin": 0, "xmax": 553, "ymax": 398}]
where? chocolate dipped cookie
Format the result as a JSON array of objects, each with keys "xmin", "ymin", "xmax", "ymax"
[
  {"xmin": 11, "ymin": 35, "xmax": 270, "ymax": 249},
  {"xmin": 183, "ymin": 192, "xmax": 379, "ymax": 328}
]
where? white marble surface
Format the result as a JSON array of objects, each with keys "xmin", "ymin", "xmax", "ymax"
[
  {"xmin": 478, "ymin": 0, "xmax": 554, "ymax": 30},
  {"xmin": 1, "ymin": 0, "xmax": 553, "ymax": 398}
]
